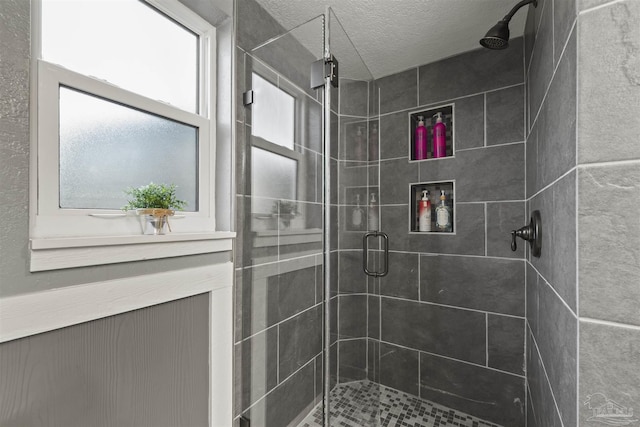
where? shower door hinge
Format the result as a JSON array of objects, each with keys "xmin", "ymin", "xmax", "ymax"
[
  {"xmin": 310, "ymin": 54, "xmax": 339, "ymax": 89},
  {"xmin": 243, "ymin": 90, "xmax": 254, "ymax": 106}
]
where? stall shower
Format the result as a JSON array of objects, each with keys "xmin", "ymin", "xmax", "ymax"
[
  {"xmin": 234, "ymin": 0, "xmax": 639, "ymax": 426},
  {"xmin": 235, "ymin": 2, "xmax": 527, "ymax": 426}
]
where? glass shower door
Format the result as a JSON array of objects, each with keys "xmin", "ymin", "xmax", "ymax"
[
  {"xmin": 325, "ymin": 8, "xmax": 382, "ymax": 426},
  {"xmin": 236, "ymin": 7, "xmax": 382, "ymax": 426},
  {"xmin": 236, "ymin": 15, "xmax": 327, "ymax": 427}
]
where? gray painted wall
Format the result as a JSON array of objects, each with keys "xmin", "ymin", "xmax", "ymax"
[
  {"xmin": 0, "ymin": 0, "xmax": 234, "ymax": 425},
  {"xmin": 0, "ymin": 0, "xmax": 233, "ymax": 298}
]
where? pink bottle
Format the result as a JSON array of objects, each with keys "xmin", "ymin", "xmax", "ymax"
[
  {"xmin": 433, "ymin": 112, "xmax": 447, "ymax": 158},
  {"xmin": 414, "ymin": 116, "xmax": 428, "ymax": 160}
]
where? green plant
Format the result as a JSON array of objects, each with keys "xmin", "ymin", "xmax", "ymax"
[
  {"xmin": 272, "ymin": 200, "xmax": 299, "ymax": 216},
  {"xmin": 123, "ymin": 182, "xmax": 187, "ymax": 211}
]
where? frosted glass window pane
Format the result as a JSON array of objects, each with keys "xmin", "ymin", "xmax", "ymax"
[
  {"xmin": 42, "ymin": 0, "xmax": 198, "ymax": 113},
  {"xmin": 251, "ymin": 147, "xmax": 296, "ymax": 213},
  {"xmin": 59, "ymin": 87, "xmax": 197, "ymax": 210},
  {"xmin": 251, "ymin": 74, "xmax": 295, "ymax": 149}
]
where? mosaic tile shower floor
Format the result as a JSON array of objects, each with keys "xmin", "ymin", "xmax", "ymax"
[{"xmin": 298, "ymin": 380, "xmax": 503, "ymax": 427}]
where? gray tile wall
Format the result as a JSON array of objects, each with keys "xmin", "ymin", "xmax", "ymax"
[
  {"xmin": 234, "ymin": 1, "xmax": 324, "ymax": 425},
  {"xmin": 527, "ymin": 1, "xmax": 640, "ymax": 426},
  {"xmin": 524, "ymin": 0, "xmax": 579, "ymax": 425},
  {"xmin": 237, "ymin": 2, "xmax": 640, "ymax": 426},
  {"xmin": 576, "ymin": 2, "xmax": 640, "ymax": 426},
  {"xmin": 336, "ymin": 38, "xmax": 528, "ymax": 426}
]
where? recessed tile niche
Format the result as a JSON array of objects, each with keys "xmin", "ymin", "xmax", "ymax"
[
  {"xmin": 343, "ymin": 119, "xmax": 379, "ymax": 163},
  {"xmin": 410, "ymin": 181, "xmax": 455, "ymax": 234},
  {"xmin": 344, "ymin": 186, "xmax": 379, "ymax": 232},
  {"xmin": 409, "ymin": 104, "xmax": 454, "ymax": 161}
]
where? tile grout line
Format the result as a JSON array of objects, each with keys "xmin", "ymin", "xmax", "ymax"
[
  {"xmin": 580, "ymin": 0, "xmax": 626, "ymax": 14},
  {"xmin": 400, "ymin": 342, "xmax": 526, "ymax": 380},
  {"xmin": 416, "ymin": 66, "xmax": 420, "ymax": 107},
  {"xmin": 551, "ymin": 0, "xmax": 555, "ymax": 66},
  {"xmin": 417, "ymin": 254, "xmax": 421, "ymax": 301},
  {"xmin": 529, "ymin": 326, "xmax": 567, "ymax": 427},
  {"xmin": 528, "ymin": 165, "xmax": 577, "ymax": 201},
  {"xmin": 380, "ymin": 293, "xmax": 526, "ymax": 320},
  {"xmin": 484, "ymin": 93, "xmax": 487, "ymax": 147},
  {"xmin": 530, "ymin": 17, "xmax": 578, "ymax": 130},
  {"xmin": 580, "ymin": 317, "xmax": 640, "ymax": 331},
  {"xmin": 578, "ymin": 158, "xmax": 640, "ymax": 168},
  {"xmin": 528, "ymin": 261, "xmax": 578, "ymax": 319},
  {"xmin": 574, "ymin": 56, "xmax": 580, "ymax": 424},
  {"xmin": 485, "ymin": 312, "xmax": 489, "ymax": 367},
  {"xmin": 235, "ymin": 300, "xmax": 325, "ymax": 344},
  {"xmin": 457, "ymin": 140, "xmax": 525, "ymax": 152},
  {"xmin": 240, "ymin": 355, "xmax": 318, "ymax": 416},
  {"xmin": 484, "ymin": 202, "xmax": 488, "ymax": 257},
  {"xmin": 376, "ymin": 82, "xmax": 525, "ymax": 119}
]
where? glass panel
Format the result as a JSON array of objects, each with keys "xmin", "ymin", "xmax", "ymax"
[
  {"xmin": 59, "ymin": 86, "xmax": 197, "ymax": 210},
  {"xmin": 250, "ymin": 147, "xmax": 297, "ymax": 214},
  {"xmin": 251, "ymin": 73, "xmax": 295, "ymax": 149},
  {"xmin": 236, "ymin": 13, "xmax": 325, "ymax": 427},
  {"xmin": 42, "ymin": 0, "xmax": 198, "ymax": 112},
  {"xmin": 327, "ymin": 7, "xmax": 380, "ymax": 427}
]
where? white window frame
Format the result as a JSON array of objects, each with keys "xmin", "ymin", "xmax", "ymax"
[
  {"xmin": 249, "ymin": 71, "xmax": 308, "ymax": 213},
  {"xmin": 29, "ymin": 0, "xmax": 227, "ymax": 271}
]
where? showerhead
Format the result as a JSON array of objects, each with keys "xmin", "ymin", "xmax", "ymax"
[
  {"xmin": 479, "ymin": 20, "xmax": 510, "ymax": 50},
  {"xmin": 480, "ymin": 0, "xmax": 537, "ymax": 50}
]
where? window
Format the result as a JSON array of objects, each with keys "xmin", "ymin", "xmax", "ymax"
[
  {"xmin": 249, "ymin": 73, "xmax": 307, "ymax": 217},
  {"xmin": 32, "ymin": 0, "xmax": 216, "ymax": 241},
  {"xmin": 251, "ymin": 73, "xmax": 295, "ymax": 150},
  {"xmin": 58, "ymin": 87, "xmax": 198, "ymax": 210}
]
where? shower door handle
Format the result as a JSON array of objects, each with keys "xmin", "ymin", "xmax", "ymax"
[{"xmin": 362, "ymin": 231, "xmax": 389, "ymax": 277}]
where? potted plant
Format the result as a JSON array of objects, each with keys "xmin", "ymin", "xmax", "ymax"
[
  {"xmin": 123, "ymin": 182, "xmax": 187, "ymax": 235},
  {"xmin": 272, "ymin": 200, "xmax": 299, "ymax": 228}
]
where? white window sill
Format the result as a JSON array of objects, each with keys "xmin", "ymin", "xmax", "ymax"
[{"xmin": 30, "ymin": 232, "xmax": 236, "ymax": 272}]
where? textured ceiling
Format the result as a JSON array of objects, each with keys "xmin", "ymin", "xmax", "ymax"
[{"xmin": 253, "ymin": 0, "xmax": 529, "ymax": 79}]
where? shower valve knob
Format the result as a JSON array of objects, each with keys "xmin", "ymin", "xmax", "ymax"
[{"xmin": 510, "ymin": 210, "xmax": 542, "ymax": 257}]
